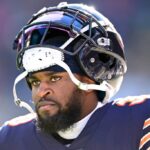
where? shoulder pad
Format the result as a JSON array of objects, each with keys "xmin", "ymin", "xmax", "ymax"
[
  {"xmin": 113, "ymin": 95, "xmax": 150, "ymax": 106},
  {"xmin": 5, "ymin": 113, "xmax": 36, "ymax": 127}
]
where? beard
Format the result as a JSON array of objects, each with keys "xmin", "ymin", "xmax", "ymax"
[{"xmin": 35, "ymin": 88, "xmax": 83, "ymax": 134}]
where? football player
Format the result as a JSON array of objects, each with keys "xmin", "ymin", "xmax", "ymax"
[{"xmin": 0, "ymin": 2, "xmax": 150, "ymax": 150}]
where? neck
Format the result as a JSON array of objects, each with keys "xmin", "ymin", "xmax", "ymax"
[{"xmin": 58, "ymin": 102, "xmax": 103, "ymax": 140}]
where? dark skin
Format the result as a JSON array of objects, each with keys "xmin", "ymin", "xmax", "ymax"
[{"xmin": 27, "ymin": 71, "xmax": 99, "ymax": 122}]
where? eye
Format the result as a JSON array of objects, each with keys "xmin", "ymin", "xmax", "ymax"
[
  {"xmin": 29, "ymin": 79, "xmax": 40, "ymax": 87},
  {"xmin": 50, "ymin": 76, "xmax": 61, "ymax": 82}
]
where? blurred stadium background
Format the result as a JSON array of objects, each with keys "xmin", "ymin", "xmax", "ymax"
[{"xmin": 0, "ymin": 0, "xmax": 149, "ymax": 124}]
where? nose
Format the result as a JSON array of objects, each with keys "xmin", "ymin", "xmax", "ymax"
[{"xmin": 36, "ymin": 81, "xmax": 53, "ymax": 99}]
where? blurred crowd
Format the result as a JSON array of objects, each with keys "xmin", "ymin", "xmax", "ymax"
[{"xmin": 0, "ymin": 0, "xmax": 150, "ymax": 124}]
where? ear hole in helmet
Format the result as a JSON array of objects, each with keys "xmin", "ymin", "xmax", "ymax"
[
  {"xmin": 98, "ymin": 53, "xmax": 111, "ymax": 63},
  {"xmin": 78, "ymin": 45, "xmax": 118, "ymax": 82}
]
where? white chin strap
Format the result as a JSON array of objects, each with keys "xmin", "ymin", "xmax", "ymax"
[
  {"xmin": 13, "ymin": 47, "xmax": 114, "ymax": 112},
  {"xmin": 13, "ymin": 71, "xmax": 34, "ymax": 113}
]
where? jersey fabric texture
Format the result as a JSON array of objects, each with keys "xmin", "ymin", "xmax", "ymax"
[{"xmin": 0, "ymin": 95, "xmax": 150, "ymax": 150}]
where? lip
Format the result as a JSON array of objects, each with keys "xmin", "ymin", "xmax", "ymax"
[{"xmin": 37, "ymin": 100, "xmax": 57, "ymax": 109}]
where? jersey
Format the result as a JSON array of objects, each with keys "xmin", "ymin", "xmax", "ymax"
[{"xmin": 0, "ymin": 95, "xmax": 150, "ymax": 150}]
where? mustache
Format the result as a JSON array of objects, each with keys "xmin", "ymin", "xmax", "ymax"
[{"xmin": 35, "ymin": 98, "xmax": 61, "ymax": 109}]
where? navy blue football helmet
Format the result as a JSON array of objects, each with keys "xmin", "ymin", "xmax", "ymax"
[{"xmin": 13, "ymin": 2, "xmax": 127, "ymax": 112}]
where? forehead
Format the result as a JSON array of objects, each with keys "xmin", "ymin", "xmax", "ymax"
[
  {"xmin": 28, "ymin": 71, "xmax": 67, "ymax": 78},
  {"xmin": 28, "ymin": 70, "xmax": 84, "ymax": 81}
]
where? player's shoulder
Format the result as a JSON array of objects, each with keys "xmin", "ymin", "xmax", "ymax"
[
  {"xmin": 0, "ymin": 113, "xmax": 36, "ymax": 130},
  {"xmin": 112, "ymin": 94, "xmax": 150, "ymax": 107},
  {"xmin": 0, "ymin": 113, "xmax": 37, "ymax": 145}
]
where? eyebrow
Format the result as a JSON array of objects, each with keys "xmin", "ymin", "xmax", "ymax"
[{"xmin": 27, "ymin": 71, "xmax": 62, "ymax": 80}]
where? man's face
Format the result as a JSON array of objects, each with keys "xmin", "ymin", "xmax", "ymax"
[{"xmin": 27, "ymin": 71, "xmax": 84, "ymax": 134}]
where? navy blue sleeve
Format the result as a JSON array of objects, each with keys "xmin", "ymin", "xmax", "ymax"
[
  {"xmin": 0, "ymin": 113, "xmax": 38, "ymax": 150},
  {"xmin": 113, "ymin": 95, "xmax": 150, "ymax": 149}
]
